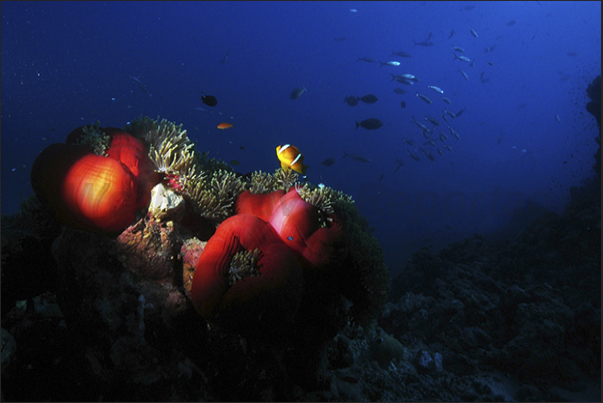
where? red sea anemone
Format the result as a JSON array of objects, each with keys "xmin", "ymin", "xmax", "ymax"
[
  {"xmin": 191, "ymin": 187, "xmax": 343, "ymax": 329},
  {"xmin": 31, "ymin": 127, "xmax": 159, "ymax": 233},
  {"xmin": 190, "ymin": 214, "xmax": 304, "ymax": 325}
]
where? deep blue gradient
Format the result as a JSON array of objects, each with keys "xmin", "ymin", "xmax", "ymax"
[{"xmin": 2, "ymin": 1, "xmax": 600, "ymax": 273}]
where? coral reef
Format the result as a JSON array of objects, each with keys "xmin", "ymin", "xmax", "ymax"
[{"xmin": 4, "ymin": 116, "xmax": 395, "ymax": 401}]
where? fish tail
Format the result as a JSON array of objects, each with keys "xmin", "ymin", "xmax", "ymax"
[
  {"xmin": 355, "ymin": 121, "xmax": 360, "ymax": 129},
  {"xmin": 342, "ymin": 150, "xmax": 349, "ymax": 158},
  {"xmin": 379, "ymin": 61, "xmax": 384, "ymax": 67}
]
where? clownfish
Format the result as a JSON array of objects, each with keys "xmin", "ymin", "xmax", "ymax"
[{"xmin": 276, "ymin": 144, "xmax": 308, "ymax": 178}]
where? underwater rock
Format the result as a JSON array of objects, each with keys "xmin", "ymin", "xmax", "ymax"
[
  {"xmin": 148, "ymin": 183, "xmax": 185, "ymax": 222},
  {"xmin": 116, "ymin": 214, "xmax": 184, "ymax": 284}
]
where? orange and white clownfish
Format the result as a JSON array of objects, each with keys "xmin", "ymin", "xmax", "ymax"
[{"xmin": 276, "ymin": 144, "xmax": 308, "ymax": 178}]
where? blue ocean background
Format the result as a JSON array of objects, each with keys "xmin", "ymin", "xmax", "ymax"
[{"xmin": 1, "ymin": 1, "xmax": 600, "ymax": 274}]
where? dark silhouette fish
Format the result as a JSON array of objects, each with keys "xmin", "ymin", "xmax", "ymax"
[
  {"xmin": 390, "ymin": 50, "xmax": 412, "ymax": 58},
  {"xmin": 413, "ymin": 32, "xmax": 434, "ymax": 46},
  {"xmin": 359, "ymin": 94, "xmax": 378, "ymax": 104},
  {"xmin": 400, "ymin": 101, "xmax": 406, "ymax": 108},
  {"xmin": 356, "ymin": 57, "xmax": 377, "ymax": 63},
  {"xmin": 413, "ymin": 39, "xmax": 435, "ymax": 47},
  {"xmin": 290, "ymin": 87, "xmax": 307, "ymax": 99},
  {"xmin": 455, "ymin": 107, "xmax": 466, "ymax": 118},
  {"xmin": 342, "ymin": 150, "xmax": 371, "ymax": 163},
  {"xmin": 321, "ymin": 157, "xmax": 336, "ymax": 167},
  {"xmin": 130, "ymin": 76, "xmax": 152, "ymax": 97},
  {"xmin": 221, "ymin": 49, "xmax": 230, "ymax": 64},
  {"xmin": 355, "ymin": 118, "xmax": 383, "ymax": 130},
  {"xmin": 393, "ymin": 88, "xmax": 407, "ymax": 94},
  {"xmin": 201, "ymin": 95, "xmax": 218, "ymax": 107},
  {"xmin": 344, "ymin": 95, "xmax": 360, "ymax": 106}
]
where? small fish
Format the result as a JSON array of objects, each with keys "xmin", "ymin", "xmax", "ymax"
[
  {"xmin": 448, "ymin": 126, "xmax": 460, "ymax": 140},
  {"xmin": 406, "ymin": 149, "xmax": 421, "ymax": 161},
  {"xmin": 420, "ymin": 147, "xmax": 435, "ymax": 161},
  {"xmin": 349, "ymin": 8, "xmax": 357, "ymax": 12},
  {"xmin": 378, "ymin": 173, "xmax": 385, "ymax": 183},
  {"xmin": 344, "ymin": 95, "xmax": 360, "ymax": 106},
  {"xmin": 403, "ymin": 139, "xmax": 415, "ymax": 146},
  {"xmin": 356, "ymin": 57, "xmax": 377, "ymax": 63},
  {"xmin": 452, "ymin": 46, "xmax": 466, "ymax": 53},
  {"xmin": 221, "ymin": 49, "xmax": 231, "ymax": 64},
  {"xmin": 427, "ymin": 85, "xmax": 444, "ymax": 94},
  {"xmin": 393, "ymin": 88, "xmax": 407, "ymax": 94},
  {"xmin": 230, "ymin": 159, "xmax": 239, "ymax": 166},
  {"xmin": 390, "ymin": 51, "xmax": 412, "ymax": 58},
  {"xmin": 201, "ymin": 94, "xmax": 218, "ymax": 106},
  {"xmin": 426, "ymin": 116, "xmax": 440, "ymax": 126},
  {"xmin": 379, "ymin": 61, "xmax": 401, "ymax": 67},
  {"xmin": 413, "ymin": 39, "xmax": 435, "ymax": 47},
  {"xmin": 442, "ymin": 112, "xmax": 449, "ymax": 123},
  {"xmin": 217, "ymin": 122, "xmax": 234, "ymax": 129},
  {"xmin": 277, "ymin": 144, "xmax": 308, "ymax": 177},
  {"xmin": 449, "ymin": 29, "xmax": 455, "ymax": 39},
  {"xmin": 290, "ymin": 87, "xmax": 307, "ymax": 99},
  {"xmin": 411, "ymin": 115, "xmax": 428, "ymax": 131},
  {"xmin": 442, "ymin": 97, "xmax": 452, "ymax": 104},
  {"xmin": 394, "ymin": 157, "xmax": 405, "ymax": 174},
  {"xmin": 342, "ymin": 150, "xmax": 371, "ymax": 163},
  {"xmin": 439, "ymin": 130, "xmax": 448, "ymax": 141},
  {"xmin": 455, "ymin": 107, "xmax": 466, "ymax": 118},
  {"xmin": 359, "ymin": 94, "xmax": 378, "ymax": 104},
  {"xmin": 453, "ymin": 53, "xmax": 471, "ymax": 63},
  {"xmin": 555, "ymin": 114, "xmax": 561, "ymax": 122},
  {"xmin": 130, "ymin": 76, "xmax": 152, "ymax": 97},
  {"xmin": 470, "ymin": 28, "xmax": 479, "ymax": 38},
  {"xmin": 443, "ymin": 143, "xmax": 452, "ymax": 151},
  {"xmin": 410, "ymin": 115, "xmax": 429, "ymax": 132},
  {"xmin": 444, "ymin": 110, "xmax": 456, "ymax": 119},
  {"xmin": 437, "ymin": 147, "xmax": 443, "ymax": 155},
  {"xmin": 480, "ymin": 71, "xmax": 485, "ymax": 80},
  {"xmin": 355, "ymin": 118, "xmax": 383, "ymax": 130},
  {"xmin": 321, "ymin": 157, "xmax": 336, "ymax": 167},
  {"xmin": 458, "ymin": 67, "xmax": 469, "ymax": 81},
  {"xmin": 400, "ymin": 101, "xmax": 406, "ymax": 109},
  {"xmin": 416, "ymin": 93, "xmax": 433, "ymax": 104}
]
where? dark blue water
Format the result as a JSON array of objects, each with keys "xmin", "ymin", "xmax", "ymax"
[{"xmin": 2, "ymin": 1, "xmax": 600, "ymax": 273}]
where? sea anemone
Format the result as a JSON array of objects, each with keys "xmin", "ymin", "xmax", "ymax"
[
  {"xmin": 190, "ymin": 214, "xmax": 304, "ymax": 327},
  {"xmin": 183, "ymin": 169, "xmax": 246, "ymax": 220},
  {"xmin": 61, "ymin": 153, "xmax": 138, "ymax": 232},
  {"xmin": 145, "ymin": 118, "xmax": 195, "ymax": 177},
  {"xmin": 247, "ymin": 170, "xmax": 276, "ymax": 194}
]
